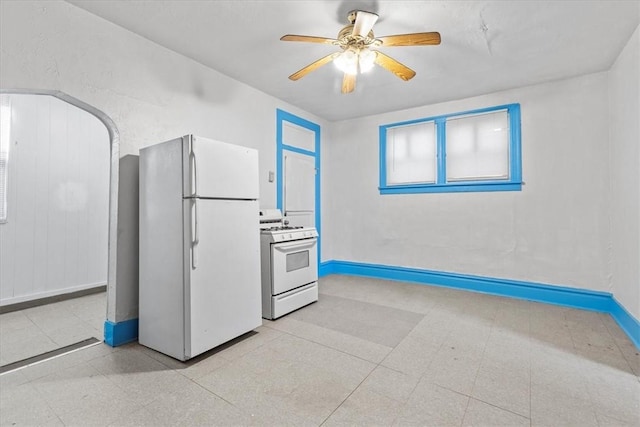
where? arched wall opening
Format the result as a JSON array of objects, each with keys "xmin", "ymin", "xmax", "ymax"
[{"xmin": 0, "ymin": 89, "xmax": 120, "ymax": 342}]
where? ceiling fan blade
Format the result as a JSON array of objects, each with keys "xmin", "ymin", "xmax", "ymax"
[
  {"xmin": 352, "ymin": 11, "xmax": 379, "ymax": 37},
  {"xmin": 289, "ymin": 53, "xmax": 340, "ymax": 81},
  {"xmin": 373, "ymin": 51, "xmax": 416, "ymax": 81},
  {"xmin": 280, "ymin": 35, "xmax": 337, "ymax": 45},
  {"xmin": 342, "ymin": 73, "xmax": 356, "ymax": 94},
  {"xmin": 377, "ymin": 32, "xmax": 441, "ymax": 46}
]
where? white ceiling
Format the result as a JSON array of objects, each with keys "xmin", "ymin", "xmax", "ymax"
[{"xmin": 66, "ymin": 1, "xmax": 639, "ymax": 121}]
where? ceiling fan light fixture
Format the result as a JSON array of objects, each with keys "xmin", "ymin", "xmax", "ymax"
[
  {"xmin": 281, "ymin": 10, "xmax": 441, "ymax": 91},
  {"xmin": 359, "ymin": 49, "xmax": 377, "ymax": 73},
  {"xmin": 334, "ymin": 49, "xmax": 358, "ymax": 75}
]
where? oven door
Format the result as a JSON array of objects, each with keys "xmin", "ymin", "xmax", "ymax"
[{"xmin": 271, "ymin": 238, "xmax": 318, "ymax": 295}]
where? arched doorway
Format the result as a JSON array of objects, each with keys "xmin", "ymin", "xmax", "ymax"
[{"xmin": 0, "ymin": 89, "xmax": 119, "ymax": 358}]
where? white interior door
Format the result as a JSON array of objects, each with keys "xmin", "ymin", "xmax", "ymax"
[
  {"xmin": 283, "ymin": 150, "xmax": 315, "ymax": 228},
  {"xmin": 185, "ymin": 198, "xmax": 261, "ymax": 358}
]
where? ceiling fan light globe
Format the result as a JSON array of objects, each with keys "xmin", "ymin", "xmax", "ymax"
[
  {"xmin": 334, "ymin": 50, "xmax": 358, "ymax": 75},
  {"xmin": 359, "ymin": 61, "xmax": 375, "ymax": 73},
  {"xmin": 359, "ymin": 49, "xmax": 377, "ymax": 73}
]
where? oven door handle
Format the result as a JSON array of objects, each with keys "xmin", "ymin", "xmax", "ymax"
[{"xmin": 273, "ymin": 239, "xmax": 317, "ymax": 253}]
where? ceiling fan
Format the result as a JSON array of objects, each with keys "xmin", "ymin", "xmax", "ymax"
[{"xmin": 281, "ymin": 10, "xmax": 441, "ymax": 94}]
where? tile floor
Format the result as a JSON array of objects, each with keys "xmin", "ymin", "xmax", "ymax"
[
  {"xmin": 1, "ymin": 275, "xmax": 639, "ymax": 426},
  {"xmin": 0, "ymin": 291, "xmax": 105, "ymax": 366}
]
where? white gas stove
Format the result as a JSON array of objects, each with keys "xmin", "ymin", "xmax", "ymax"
[{"xmin": 259, "ymin": 209, "xmax": 318, "ymax": 319}]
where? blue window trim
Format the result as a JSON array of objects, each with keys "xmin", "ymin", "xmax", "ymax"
[
  {"xmin": 276, "ymin": 109, "xmax": 321, "ymax": 265},
  {"xmin": 379, "ymin": 103, "xmax": 522, "ymax": 194}
]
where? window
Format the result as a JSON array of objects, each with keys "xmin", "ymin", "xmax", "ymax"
[{"xmin": 379, "ymin": 104, "xmax": 521, "ymax": 194}]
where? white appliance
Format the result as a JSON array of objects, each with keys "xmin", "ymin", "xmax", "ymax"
[
  {"xmin": 259, "ymin": 209, "xmax": 318, "ymax": 320},
  {"xmin": 139, "ymin": 135, "xmax": 262, "ymax": 361}
]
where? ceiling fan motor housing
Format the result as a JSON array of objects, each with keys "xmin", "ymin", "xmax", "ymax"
[{"xmin": 337, "ymin": 25, "xmax": 376, "ymax": 48}]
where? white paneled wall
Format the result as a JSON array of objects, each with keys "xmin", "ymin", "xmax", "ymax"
[{"xmin": 0, "ymin": 94, "xmax": 109, "ymax": 305}]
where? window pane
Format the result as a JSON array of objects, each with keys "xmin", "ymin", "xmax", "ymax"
[
  {"xmin": 446, "ymin": 110, "xmax": 509, "ymax": 181},
  {"xmin": 283, "ymin": 121, "xmax": 315, "ymax": 152},
  {"xmin": 386, "ymin": 122, "xmax": 436, "ymax": 185}
]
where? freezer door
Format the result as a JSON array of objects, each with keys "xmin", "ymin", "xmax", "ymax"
[
  {"xmin": 183, "ymin": 198, "xmax": 262, "ymax": 359},
  {"xmin": 182, "ymin": 135, "xmax": 259, "ymax": 199}
]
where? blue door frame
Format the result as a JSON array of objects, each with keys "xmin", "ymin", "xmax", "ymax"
[{"xmin": 276, "ymin": 109, "xmax": 321, "ymax": 265}]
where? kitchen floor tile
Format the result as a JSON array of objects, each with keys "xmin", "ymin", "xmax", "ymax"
[
  {"xmin": 2, "ymin": 276, "xmax": 637, "ymax": 427},
  {"xmin": 0, "ymin": 380, "xmax": 63, "ymax": 426},
  {"xmin": 141, "ymin": 380, "xmax": 254, "ymax": 426},
  {"xmin": 322, "ymin": 386, "xmax": 403, "ymax": 426},
  {"xmin": 0, "ymin": 291, "xmax": 105, "ymax": 366},
  {"xmin": 30, "ymin": 361, "xmax": 142, "ymax": 426},
  {"xmin": 471, "ymin": 359, "xmax": 531, "ymax": 418},
  {"xmin": 88, "ymin": 345, "xmax": 194, "ymax": 406},
  {"xmin": 0, "ymin": 326, "xmax": 59, "ymax": 365},
  {"xmin": 394, "ymin": 378, "xmax": 470, "ymax": 426},
  {"xmin": 19, "ymin": 341, "xmax": 120, "ymax": 382},
  {"xmin": 195, "ymin": 333, "xmax": 375, "ymax": 424},
  {"xmin": 357, "ymin": 365, "xmax": 420, "ymax": 403},
  {"xmin": 380, "ymin": 334, "xmax": 443, "ymax": 376},
  {"xmin": 595, "ymin": 412, "xmax": 640, "ymax": 427},
  {"xmin": 264, "ymin": 316, "xmax": 392, "ymax": 364},
  {"xmin": 530, "ymin": 349, "xmax": 591, "ymax": 401},
  {"xmin": 319, "ymin": 275, "xmax": 437, "ymax": 314},
  {"xmin": 585, "ymin": 365, "xmax": 640, "ymax": 425},
  {"xmin": 0, "ymin": 310, "xmax": 34, "ymax": 332},
  {"xmin": 531, "ymin": 382, "xmax": 598, "ymax": 427},
  {"xmin": 462, "ymin": 398, "xmax": 530, "ymax": 426},
  {"xmin": 288, "ymin": 294, "xmax": 424, "ymax": 347},
  {"xmin": 215, "ymin": 325, "xmax": 283, "ymax": 360},
  {"xmin": 424, "ymin": 344, "xmax": 484, "ymax": 395}
]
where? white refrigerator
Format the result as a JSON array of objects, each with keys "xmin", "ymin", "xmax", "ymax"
[{"xmin": 139, "ymin": 135, "xmax": 262, "ymax": 361}]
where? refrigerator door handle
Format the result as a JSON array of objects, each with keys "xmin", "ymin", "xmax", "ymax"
[
  {"xmin": 191, "ymin": 198, "xmax": 199, "ymax": 269},
  {"xmin": 189, "ymin": 137, "xmax": 198, "ymax": 197}
]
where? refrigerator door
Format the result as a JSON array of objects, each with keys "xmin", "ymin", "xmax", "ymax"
[
  {"xmin": 182, "ymin": 135, "xmax": 259, "ymax": 200},
  {"xmin": 139, "ymin": 138, "xmax": 186, "ymax": 360},
  {"xmin": 183, "ymin": 198, "xmax": 262, "ymax": 359}
]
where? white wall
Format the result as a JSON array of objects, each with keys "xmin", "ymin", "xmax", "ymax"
[
  {"xmin": 0, "ymin": 0, "xmax": 327, "ymax": 321},
  {"xmin": 325, "ymin": 72, "xmax": 612, "ymax": 293},
  {"xmin": 0, "ymin": 94, "xmax": 109, "ymax": 305},
  {"xmin": 0, "ymin": 0, "xmax": 327, "ymax": 206},
  {"xmin": 1, "ymin": 1, "xmax": 634, "ymax": 321},
  {"xmin": 609, "ymin": 25, "xmax": 640, "ymax": 318}
]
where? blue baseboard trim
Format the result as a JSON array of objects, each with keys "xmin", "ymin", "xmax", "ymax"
[
  {"xmin": 319, "ymin": 261, "xmax": 335, "ymax": 277},
  {"xmin": 610, "ymin": 298, "xmax": 640, "ymax": 349},
  {"xmin": 104, "ymin": 318, "xmax": 139, "ymax": 347},
  {"xmin": 319, "ymin": 260, "xmax": 639, "ymax": 349}
]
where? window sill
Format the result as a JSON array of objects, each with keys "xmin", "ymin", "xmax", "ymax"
[{"xmin": 379, "ymin": 181, "xmax": 522, "ymax": 194}]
